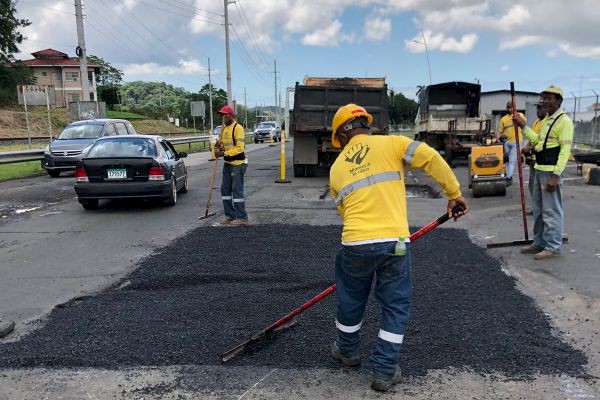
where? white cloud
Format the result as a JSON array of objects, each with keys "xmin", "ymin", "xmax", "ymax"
[
  {"xmin": 405, "ymin": 30, "xmax": 478, "ymax": 53},
  {"xmin": 301, "ymin": 20, "xmax": 355, "ymax": 47},
  {"xmin": 558, "ymin": 43, "xmax": 600, "ymax": 59},
  {"xmin": 499, "ymin": 35, "xmax": 545, "ymax": 50},
  {"xmin": 364, "ymin": 17, "xmax": 392, "ymax": 42},
  {"xmin": 124, "ymin": 59, "xmax": 207, "ymax": 76},
  {"xmin": 500, "ymin": 64, "xmax": 509, "ymax": 72}
]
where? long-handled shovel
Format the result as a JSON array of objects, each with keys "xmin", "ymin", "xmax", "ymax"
[
  {"xmin": 198, "ymin": 156, "xmax": 218, "ymax": 220},
  {"xmin": 220, "ymin": 205, "xmax": 465, "ymax": 363}
]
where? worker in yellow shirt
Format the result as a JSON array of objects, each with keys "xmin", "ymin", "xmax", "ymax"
[
  {"xmin": 498, "ymin": 101, "xmax": 526, "ymax": 186},
  {"xmin": 515, "ymin": 85, "xmax": 573, "ymax": 260},
  {"xmin": 522, "ymin": 103, "xmax": 547, "ymax": 196},
  {"xmin": 328, "ymin": 104, "xmax": 468, "ymax": 392}
]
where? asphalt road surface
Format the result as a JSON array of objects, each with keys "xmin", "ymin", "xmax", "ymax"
[{"xmin": 0, "ymin": 139, "xmax": 598, "ymax": 399}]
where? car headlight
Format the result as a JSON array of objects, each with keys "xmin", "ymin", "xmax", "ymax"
[{"xmin": 44, "ymin": 145, "xmax": 50, "ymax": 155}]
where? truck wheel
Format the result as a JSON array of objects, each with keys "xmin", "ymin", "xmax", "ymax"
[
  {"xmin": 444, "ymin": 148, "xmax": 454, "ymax": 168},
  {"xmin": 254, "ymin": 138, "xmax": 259, "ymax": 144},
  {"xmin": 294, "ymin": 164, "xmax": 305, "ymax": 177}
]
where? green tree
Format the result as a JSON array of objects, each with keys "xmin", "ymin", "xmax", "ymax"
[
  {"xmin": 0, "ymin": 1, "xmax": 34, "ymax": 105},
  {"xmin": 87, "ymin": 55, "xmax": 123, "ymax": 86},
  {"xmin": 0, "ymin": 0, "xmax": 30, "ymax": 62},
  {"xmin": 389, "ymin": 91, "xmax": 418, "ymax": 125}
]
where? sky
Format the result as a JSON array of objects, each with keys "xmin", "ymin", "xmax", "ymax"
[{"xmin": 13, "ymin": 0, "xmax": 600, "ymax": 108}]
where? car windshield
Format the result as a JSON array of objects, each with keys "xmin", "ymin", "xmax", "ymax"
[
  {"xmin": 258, "ymin": 122, "xmax": 276, "ymax": 129},
  {"xmin": 87, "ymin": 138, "xmax": 158, "ymax": 158},
  {"xmin": 58, "ymin": 124, "xmax": 104, "ymax": 140},
  {"xmin": 213, "ymin": 126, "xmax": 222, "ymax": 135}
]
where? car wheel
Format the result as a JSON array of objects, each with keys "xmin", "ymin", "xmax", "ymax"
[
  {"xmin": 164, "ymin": 179, "xmax": 177, "ymax": 206},
  {"xmin": 80, "ymin": 199, "xmax": 99, "ymax": 210},
  {"xmin": 254, "ymin": 138, "xmax": 259, "ymax": 144},
  {"xmin": 47, "ymin": 170, "xmax": 61, "ymax": 178},
  {"xmin": 179, "ymin": 174, "xmax": 188, "ymax": 193}
]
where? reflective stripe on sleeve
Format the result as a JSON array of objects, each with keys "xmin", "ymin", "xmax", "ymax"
[
  {"xmin": 233, "ymin": 198, "xmax": 245, "ymax": 203},
  {"xmin": 335, "ymin": 319, "xmax": 362, "ymax": 333},
  {"xmin": 222, "ymin": 196, "xmax": 232, "ymax": 200},
  {"xmin": 378, "ymin": 329, "xmax": 404, "ymax": 344},
  {"xmin": 334, "ymin": 171, "xmax": 402, "ymax": 206},
  {"xmin": 403, "ymin": 140, "xmax": 423, "ymax": 166}
]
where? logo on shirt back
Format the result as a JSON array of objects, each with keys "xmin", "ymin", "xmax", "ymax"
[{"xmin": 344, "ymin": 143, "xmax": 370, "ymax": 165}]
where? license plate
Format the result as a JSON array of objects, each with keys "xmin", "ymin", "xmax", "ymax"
[{"xmin": 107, "ymin": 169, "xmax": 127, "ymax": 179}]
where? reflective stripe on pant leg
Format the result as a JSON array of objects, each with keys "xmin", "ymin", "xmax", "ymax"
[
  {"xmin": 231, "ymin": 164, "xmax": 248, "ymax": 220},
  {"xmin": 371, "ymin": 249, "xmax": 411, "ymax": 380},
  {"xmin": 221, "ymin": 163, "xmax": 236, "ymax": 218},
  {"xmin": 335, "ymin": 245, "xmax": 375, "ymax": 357}
]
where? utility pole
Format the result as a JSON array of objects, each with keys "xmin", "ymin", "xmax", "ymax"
[
  {"xmin": 274, "ymin": 60, "xmax": 278, "ymax": 123},
  {"xmin": 74, "ymin": 0, "xmax": 90, "ymax": 101},
  {"xmin": 244, "ymin": 87, "xmax": 248, "ymax": 127},
  {"xmin": 224, "ymin": 0, "xmax": 232, "ymax": 106},
  {"xmin": 208, "ymin": 57, "xmax": 214, "ymax": 130}
]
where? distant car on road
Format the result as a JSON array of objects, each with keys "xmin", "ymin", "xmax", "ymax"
[
  {"xmin": 74, "ymin": 135, "xmax": 188, "ymax": 210},
  {"xmin": 210, "ymin": 125, "xmax": 222, "ymax": 145},
  {"xmin": 253, "ymin": 121, "xmax": 281, "ymax": 143},
  {"xmin": 42, "ymin": 119, "xmax": 136, "ymax": 177}
]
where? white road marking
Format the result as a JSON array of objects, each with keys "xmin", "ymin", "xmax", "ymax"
[{"xmin": 238, "ymin": 368, "xmax": 277, "ymax": 400}]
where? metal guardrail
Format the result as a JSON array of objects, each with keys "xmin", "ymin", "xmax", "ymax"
[{"xmin": 0, "ymin": 133, "xmax": 255, "ymax": 165}]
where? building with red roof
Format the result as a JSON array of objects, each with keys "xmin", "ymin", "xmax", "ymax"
[{"xmin": 20, "ymin": 48, "xmax": 100, "ymax": 107}]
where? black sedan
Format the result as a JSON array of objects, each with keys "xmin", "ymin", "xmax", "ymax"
[{"xmin": 74, "ymin": 135, "xmax": 188, "ymax": 209}]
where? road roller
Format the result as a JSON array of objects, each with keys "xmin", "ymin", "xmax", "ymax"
[{"xmin": 468, "ymin": 144, "xmax": 507, "ymax": 198}]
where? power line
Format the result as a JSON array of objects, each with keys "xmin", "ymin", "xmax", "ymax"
[
  {"xmin": 131, "ymin": 0, "xmax": 222, "ymax": 24},
  {"xmin": 235, "ymin": 1, "xmax": 272, "ymax": 70},
  {"xmin": 19, "ymin": 1, "xmax": 73, "ymax": 15},
  {"xmin": 161, "ymin": 0, "xmax": 222, "ymax": 17},
  {"xmin": 230, "ymin": 26, "xmax": 271, "ymax": 86}
]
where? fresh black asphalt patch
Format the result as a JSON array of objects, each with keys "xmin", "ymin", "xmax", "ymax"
[{"xmin": 0, "ymin": 225, "xmax": 589, "ymax": 380}]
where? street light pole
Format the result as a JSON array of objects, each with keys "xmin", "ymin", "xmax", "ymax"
[{"xmin": 421, "ymin": 30, "xmax": 432, "ymax": 86}]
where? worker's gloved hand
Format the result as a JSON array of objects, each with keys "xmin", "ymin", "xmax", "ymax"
[
  {"xmin": 215, "ymin": 150, "xmax": 225, "ymax": 158},
  {"xmin": 547, "ymin": 174, "xmax": 560, "ymax": 192},
  {"xmin": 447, "ymin": 196, "xmax": 469, "ymax": 221},
  {"xmin": 521, "ymin": 143, "xmax": 534, "ymax": 155}
]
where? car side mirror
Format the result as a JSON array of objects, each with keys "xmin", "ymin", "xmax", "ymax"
[{"xmin": 178, "ymin": 152, "xmax": 188, "ymax": 158}]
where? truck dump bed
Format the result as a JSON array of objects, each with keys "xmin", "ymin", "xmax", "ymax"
[{"xmin": 291, "ymin": 77, "xmax": 389, "ymax": 177}]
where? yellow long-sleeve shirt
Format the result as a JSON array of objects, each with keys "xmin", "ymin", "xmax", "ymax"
[
  {"xmin": 522, "ymin": 108, "xmax": 573, "ymax": 175},
  {"xmin": 329, "ymin": 134, "xmax": 461, "ymax": 244},
  {"xmin": 219, "ymin": 122, "xmax": 246, "ymax": 166},
  {"xmin": 498, "ymin": 112, "xmax": 526, "ymax": 143}
]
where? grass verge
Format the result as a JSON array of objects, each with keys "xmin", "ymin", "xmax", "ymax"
[{"xmin": 0, "ymin": 161, "xmax": 45, "ymax": 182}]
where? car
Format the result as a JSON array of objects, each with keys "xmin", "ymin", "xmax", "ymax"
[
  {"xmin": 253, "ymin": 121, "xmax": 281, "ymax": 143},
  {"xmin": 42, "ymin": 119, "xmax": 137, "ymax": 177},
  {"xmin": 210, "ymin": 125, "xmax": 222, "ymax": 145},
  {"xmin": 73, "ymin": 135, "xmax": 188, "ymax": 210}
]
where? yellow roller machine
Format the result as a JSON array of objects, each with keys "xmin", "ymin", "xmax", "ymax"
[{"xmin": 468, "ymin": 144, "xmax": 507, "ymax": 197}]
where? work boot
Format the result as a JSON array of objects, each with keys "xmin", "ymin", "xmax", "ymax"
[
  {"xmin": 331, "ymin": 342, "xmax": 361, "ymax": 367},
  {"xmin": 219, "ymin": 217, "xmax": 233, "ymax": 225},
  {"xmin": 534, "ymin": 250, "xmax": 560, "ymax": 260},
  {"xmin": 371, "ymin": 367, "xmax": 402, "ymax": 392},
  {"xmin": 229, "ymin": 219, "xmax": 248, "ymax": 226},
  {"xmin": 520, "ymin": 244, "xmax": 542, "ymax": 254},
  {"xmin": 506, "ymin": 177, "xmax": 513, "ymax": 186}
]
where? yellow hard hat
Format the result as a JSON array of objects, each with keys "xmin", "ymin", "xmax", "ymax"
[
  {"xmin": 542, "ymin": 85, "xmax": 563, "ymax": 98},
  {"xmin": 331, "ymin": 103, "xmax": 373, "ymax": 148}
]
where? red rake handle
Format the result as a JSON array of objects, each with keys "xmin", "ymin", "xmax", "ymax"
[
  {"xmin": 262, "ymin": 206, "xmax": 463, "ymax": 335},
  {"xmin": 510, "ymin": 82, "xmax": 529, "ymax": 241}
]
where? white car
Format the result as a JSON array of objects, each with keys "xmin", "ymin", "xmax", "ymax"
[{"xmin": 210, "ymin": 125, "xmax": 222, "ymax": 145}]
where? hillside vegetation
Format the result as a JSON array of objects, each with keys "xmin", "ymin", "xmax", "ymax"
[{"xmin": 0, "ymin": 107, "xmax": 194, "ymax": 138}]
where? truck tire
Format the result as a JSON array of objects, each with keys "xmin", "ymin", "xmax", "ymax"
[
  {"xmin": 444, "ymin": 147, "xmax": 454, "ymax": 168},
  {"xmin": 294, "ymin": 164, "xmax": 305, "ymax": 177}
]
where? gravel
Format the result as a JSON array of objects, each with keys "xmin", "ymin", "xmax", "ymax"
[{"xmin": 0, "ymin": 225, "xmax": 589, "ymax": 379}]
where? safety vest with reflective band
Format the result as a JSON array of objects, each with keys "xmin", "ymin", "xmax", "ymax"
[
  {"xmin": 498, "ymin": 112, "xmax": 526, "ymax": 143},
  {"xmin": 522, "ymin": 108, "xmax": 573, "ymax": 174},
  {"xmin": 219, "ymin": 122, "xmax": 246, "ymax": 165},
  {"xmin": 329, "ymin": 135, "xmax": 461, "ymax": 244}
]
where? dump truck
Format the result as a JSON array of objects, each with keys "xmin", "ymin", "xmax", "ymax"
[
  {"xmin": 291, "ymin": 77, "xmax": 389, "ymax": 177},
  {"xmin": 415, "ymin": 81, "xmax": 491, "ymax": 167}
]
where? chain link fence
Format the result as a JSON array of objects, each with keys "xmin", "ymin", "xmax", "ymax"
[{"xmin": 562, "ymin": 94, "xmax": 599, "ymax": 149}]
